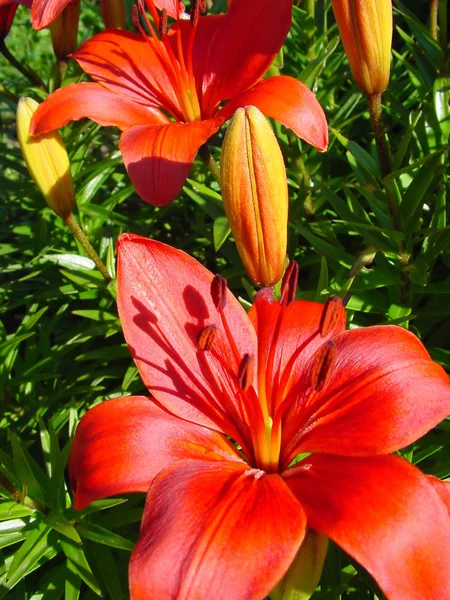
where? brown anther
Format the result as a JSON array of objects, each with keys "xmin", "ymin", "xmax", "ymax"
[
  {"xmin": 197, "ymin": 324, "xmax": 217, "ymax": 351},
  {"xmin": 190, "ymin": 0, "xmax": 200, "ymax": 27},
  {"xmin": 311, "ymin": 342, "xmax": 337, "ymax": 392},
  {"xmin": 131, "ymin": 4, "xmax": 140, "ymax": 28},
  {"xmin": 211, "ymin": 275, "xmax": 227, "ymax": 310},
  {"xmin": 280, "ymin": 260, "xmax": 299, "ymax": 306},
  {"xmin": 237, "ymin": 354, "xmax": 255, "ymax": 391},
  {"xmin": 159, "ymin": 8, "xmax": 168, "ymax": 36},
  {"xmin": 319, "ymin": 296, "xmax": 344, "ymax": 337}
]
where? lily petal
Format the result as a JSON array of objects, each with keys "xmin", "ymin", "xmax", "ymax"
[
  {"xmin": 427, "ymin": 475, "xmax": 450, "ymax": 513},
  {"xmin": 248, "ymin": 292, "xmax": 346, "ymax": 416},
  {"xmin": 221, "ymin": 76, "xmax": 328, "ymax": 151},
  {"xmin": 117, "ymin": 234, "xmax": 257, "ymax": 450},
  {"xmin": 281, "ymin": 325, "xmax": 450, "ymax": 466},
  {"xmin": 130, "ymin": 460, "xmax": 306, "ymax": 600},
  {"xmin": 72, "ymin": 30, "xmax": 183, "ymax": 119},
  {"xmin": 119, "ymin": 118, "xmax": 222, "ymax": 206},
  {"xmin": 197, "ymin": 0, "xmax": 293, "ymax": 114},
  {"xmin": 31, "ymin": 83, "xmax": 169, "ymax": 135},
  {"xmin": 154, "ymin": 0, "xmax": 183, "ymax": 19},
  {"xmin": 69, "ymin": 396, "xmax": 241, "ymax": 510},
  {"xmin": 285, "ymin": 454, "xmax": 450, "ymax": 600},
  {"xmin": 30, "ymin": 0, "xmax": 71, "ymax": 29}
]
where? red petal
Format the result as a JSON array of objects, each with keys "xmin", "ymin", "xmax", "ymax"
[
  {"xmin": 248, "ymin": 293, "xmax": 345, "ymax": 417},
  {"xmin": 69, "ymin": 396, "xmax": 242, "ymax": 510},
  {"xmin": 154, "ymin": 0, "xmax": 183, "ymax": 18},
  {"xmin": 192, "ymin": 0, "xmax": 293, "ymax": 114},
  {"xmin": 0, "ymin": 1, "xmax": 18, "ymax": 38},
  {"xmin": 427, "ymin": 475, "xmax": 450, "ymax": 513},
  {"xmin": 119, "ymin": 118, "xmax": 222, "ymax": 206},
  {"xmin": 221, "ymin": 76, "xmax": 328, "ymax": 151},
  {"xmin": 117, "ymin": 234, "xmax": 257, "ymax": 452},
  {"xmin": 30, "ymin": 0, "xmax": 71, "ymax": 29},
  {"xmin": 130, "ymin": 460, "xmax": 306, "ymax": 600},
  {"xmin": 31, "ymin": 83, "xmax": 168, "ymax": 136},
  {"xmin": 72, "ymin": 30, "xmax": 183, "ymax": 119},
  {"xmin": 285, "ymin": 454, "xmax": 450, "ymax": 600},
  {"xmin": 281, "ymin": 325, "xmax": 450, "ymax": 467}
]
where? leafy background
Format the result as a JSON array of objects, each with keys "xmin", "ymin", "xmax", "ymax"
[{"xmin": 0, "ymin": 0, "xmax": 449, "ymax": 598}]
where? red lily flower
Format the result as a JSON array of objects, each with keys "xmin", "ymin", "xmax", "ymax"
[
  {"xmin": 0, "ymin": 0, "xmax": 73, "ymax": 29},
  {"xmin": 70, "ymin": 233, "xmax": 450, "ymax": 600},
  {"xmin": 30, "ymin": 0, "xmax": 328, "ymax": 206},
  {"xmin": 0, "ymin": 0, "xmax": 18, "ymax": 39}
]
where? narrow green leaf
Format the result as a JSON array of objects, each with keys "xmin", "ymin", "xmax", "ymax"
[{"xmin": 60, "ymin": 539, "xmax": 102, "ymax": 596}]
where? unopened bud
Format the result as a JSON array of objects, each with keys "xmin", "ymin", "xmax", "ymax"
[
  {"xmin": 331, "ymin": 0, "xmax": 392, "ymax": 95},
  {"xmin": 220, "ymin": 106, "xmax": 288, "ymax": 287},
  {"xmin": 17, "ymin": 97, "xmax": 75, "ymax": 220},
  {"xmin": 99, "ymin": 0, "xmax": 126, "ymax": 29},
  {"xmin": 49, "ymin": 0, "xmax": 80, "ymax": 60}
]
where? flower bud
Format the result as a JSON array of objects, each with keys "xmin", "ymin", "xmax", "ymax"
[
  {"xmin": 0, "ymin": 3, "xmax": 18, "ymax": 41},
  {"xmin": 49, "ymin": 0, "xmax": 80, "ymax": 60},
  {"xmin": 220, "ymin": 106, "xmax": 288, "ymax": 287},
  {"xmin": 17, "ymin": 97, "xmax": 75, "ymax": 220},
  {"xmin": 99, "ymin": 0, "xmax": 126, "ymax": 29},
  {"xmin": 331, "ymin": 0, "xmax": 393, "ymax": 96}
]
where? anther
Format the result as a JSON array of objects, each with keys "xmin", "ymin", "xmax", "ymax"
[
  {"xmin": 131, "ymin": 4, "xmax": 140, "ymax": 28},
  {"xmin": 211, "ymin": 275, "xmax": 227, "ymax": 310},
  {"xmin": 280, "ymin": 260, "xmax": 299, "ymax": 306},
  {"xmin": 196, "ymin": 324, "xmax": 217, "ymax": 351},
  {"xmin": 238, "ymin": 354, "xmax": 255, "ymax": 391},
  {"xmin": 319, "ymin": 296, "xmax": 344, "ymax": 337},
  {"xmin": 190, "ymin": 0, "xmax": 200, "ymax": 27},
  {"xmin": 159, "ymin": 8, "xmax": 168, "ymax": 36},
  {"xmin": 311, "ymin": 341, "xmax": 337, "ymax": 392}
]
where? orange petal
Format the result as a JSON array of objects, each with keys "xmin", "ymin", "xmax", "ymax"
[
  {"xmin": 281, "ymin": 325, "xmax": 450, "ymax": 467},
  {"xmin": 72, "ymin": 30, "xmax": 183, "ymax": 119},
  {"xmin": 117, "ymin": 234, "xmax": 257, "ymax": 453},
  {"xmin": 130, "ymin": 460, "xmax": 306, "ymax": 600},
  {"xmin": 69, "ymin": 396, "xmax": 242, "ymax": 510},
  {"xmin": 119, "ymin": 118, "xmax": 222, "ymax": 206},
  {"xmin": 285, "ymin": 454, "xmax": 450, "ymax": 600},
  {"xmin": 31, "ymin": 83, "xmax": 168, "ymax": 135},
  {"xmin": 221, "ymin": 76, "xmax": 328, "ymax": 151},
  {"xmin": 30, "ymin": 0, "xmax": 72, "ymax": 29}
]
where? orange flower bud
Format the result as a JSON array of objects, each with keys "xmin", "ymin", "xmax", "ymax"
[
  {"xmin": 17, "ymin": 97, "xmax": 75, "ymax": 220},
  {"xmin": 99, "ymin": 0, "xmax": 126, "ymax": 29},
  {"xmin": 49, "ymin": 0, "xmax": 80, "ymax": 60},
  {"xmin": 220, "ymin": 106, "xmax": 288, "ymax": 287},
  {"xmin": 331, "ymin": 0, "xmax": 393, "ymax": 95}
]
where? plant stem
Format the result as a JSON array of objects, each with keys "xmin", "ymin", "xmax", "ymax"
[
  {"xmin": 366, "ymin": 93, "xmax": 403, "ymax": 232},
  {"xmin": 199, "ymin": 145, "xmax": 221, "ymax": 183},
  {"xmin": 64, "ymin": 214, "xmax": 112, "ymax": 282},
  {"xmin": 0, "ymin": 41, "xmax": 46, "ymax": 90},
  {"xmin": 0, "ymin": 474, "xmax": 47, "ymax": 514},
  {"xmin": 430, "ymin": 0, "xmax": 439, "ymax": 40},
  {"xmin": 438, "ymin": 0, "xmax": 447, "ymax": 76}
]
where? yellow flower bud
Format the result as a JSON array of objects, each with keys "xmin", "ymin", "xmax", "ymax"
[
  {"xmin": 331, "ymin": 0, "xmax": 393, "ymax": 96},
  {"xmin": 220, "ymin": 106, "xmax": 288, "ymax": 287},
  {"xmin": 17, "ymin": 97, "xmax": 75, "ymax": 220}
]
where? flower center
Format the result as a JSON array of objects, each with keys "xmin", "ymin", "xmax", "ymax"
[{"xmin": 132, "ymin": 0, "xmax": 203, "ymax": 122}]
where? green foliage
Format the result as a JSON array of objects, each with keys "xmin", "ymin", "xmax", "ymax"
[{"xmin": 0, "ymin": 0, "xmax": 449, "ymax": 598}]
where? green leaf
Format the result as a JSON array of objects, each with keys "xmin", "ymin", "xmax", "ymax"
[
  {"xmin": 77, "ymin": 522, "xmax": 134, "ymax": 551},
  {"xmin": 60, "ymin": 539, "xmax": 102, "ymax": 596},
  {"xmin": 213, "ymin": 216, "xmax": 231, "ymax": 251}
]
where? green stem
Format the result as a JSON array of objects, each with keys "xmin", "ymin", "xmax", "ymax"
[
  {"xmin": 366, "ymin": 93, "xmax": 410, "ymax": 305},
  {"xmin": 430, "ymin": 0, "xmax": 439, "ymax": 40},
  {"xmin": 0, "ymin": 41, "xmax": 46, "ymax": 90},
  {"xmin": 64, "ymin": 214, "xmax": 112, "ymax": 282},
  {"xmin": 366, "ymin": 93, "xmax": 403, "ymax": 232},
  {"xmin": 199, "ymin": 145, "xmax": 221, "ymax": 183},
  {"xmin": 438, "ymin": 0, "xmax": 447, "ymax": 76},
  {"xmin": 0, "ymin": 474, "xmax": 47, "ymax": 514}
]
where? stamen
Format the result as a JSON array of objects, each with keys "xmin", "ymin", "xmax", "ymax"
[
  {"xmin": 197, "ymin": 324, "xmax": 217, "ymax": 351},
  {"xmin": 159, "ymin": 8, "xmax": 168, "ymax": 36},
  {"xmin": 238, "ymin": 354, "xmax": 255, "ymax": 391},
  {"xmin": 311, "ymin": 342, "xmax": 337, "ymax": 391},
  {"xmin": 211, "ymin": 275, "xmax": 227, "ymax": 310},
  {"xmin": 319, "ymin": 296, "xmax": 344, "ymax": 337},
  {"xmin": 280, "ymin": 260, "xmax": 299, "ymax": 306},
  {"xmin": 131, "ymin": 4, "xmax": 140, "ymax": 28},
  {"xmin": 190, "ymin": 0, "xmax": 200, "ymax": 27}
]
